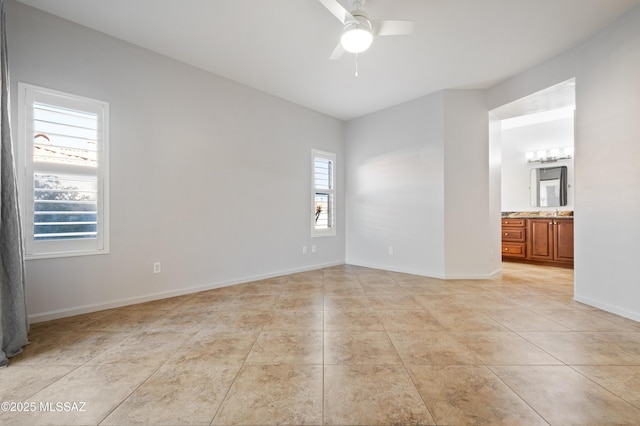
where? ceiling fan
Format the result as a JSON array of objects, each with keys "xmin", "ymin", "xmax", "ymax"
[{"xmin": 317, "ymin": 0, "xmax": 414, "ymax": 60}]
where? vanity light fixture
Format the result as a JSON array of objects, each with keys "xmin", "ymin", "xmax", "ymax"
[{"xmin": 526, "ymin": 147, "xmax": 573, "ymax": 163}]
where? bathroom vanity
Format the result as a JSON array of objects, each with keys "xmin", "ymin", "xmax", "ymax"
[{"xmin": 502, "ymin": 213, "xmax": 574, "ymax": 268}]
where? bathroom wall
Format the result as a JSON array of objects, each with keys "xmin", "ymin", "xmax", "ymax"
[{"xmin": 501, "ymin": 116, "xmax": 575, "ymax": 212}]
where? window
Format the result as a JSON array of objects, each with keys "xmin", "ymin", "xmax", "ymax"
[
  {"xmin": 311, "ymin": 149, "xmax": 336, "ymax": 237},
  {"xmin": 18, "ymin": 83, "xmax": 109, "ymax": 258}
]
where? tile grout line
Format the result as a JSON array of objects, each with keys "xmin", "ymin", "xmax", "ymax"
[
  {"xmin": 96, "ymin": 361, "xmax": 166, "ymax": 426},
  {"xmin": 383, "ymin": 310, "xmax": 439, "ymax": 425},
  {"xmin": 486, "ymin": 365, "xmax": 553, "ymax": 426},
  {"xmin": 566, "ymin": 364, "xmax": 640, "ymax": 413},
  {"xmin": 208, "ymin": 310, "xmax": 264, "ymax": 426},
  {"xmin": 322, "ymin": 269, "xmax": 325, "ymax": 426}
]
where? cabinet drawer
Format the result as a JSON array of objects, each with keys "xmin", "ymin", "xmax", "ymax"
[
  {"xmin": 502, "ymin": 243, "xmax": 526, "ymax": 258},
  {"xmin": 502, "ymin": 227, "xmax": 525, "ymax": 242},
  {"xmin": 501, "ymin": 219, "xmax": 525, "ymax": 227}
]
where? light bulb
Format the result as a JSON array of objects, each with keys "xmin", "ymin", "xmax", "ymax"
[
  {"xmin": 340, "ymin": 26, "xmax": 372, "ymax": 53},
  {"xmin": 525, "ymin": 152, "xmax": 534, "ymax": 161},
  {"xmin": 537, "ymin": 150, "xmax": 546, "ymax": 160},
  {"xmin": 550, "ymin": 148, "xmax": 560, "ymax": 158}
]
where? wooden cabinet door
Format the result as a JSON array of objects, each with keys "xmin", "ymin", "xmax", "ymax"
[
  {"xmin": 554, "ymin": 219, "xmax": 574, "ymax": 261},
  {"xmin": 528, "ymin": 219, "xmax": 554, "ymax": 260}
]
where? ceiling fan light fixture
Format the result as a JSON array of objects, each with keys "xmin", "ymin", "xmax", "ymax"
[{"xmin": 340, "ymin": 23, "xmax": 373, "ymax": 53}]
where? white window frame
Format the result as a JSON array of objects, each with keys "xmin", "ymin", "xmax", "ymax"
[
  {"xmin": 311, "ymin": 149, "xmax": 336, "ymax": 237},
  {"xmin": 17, "ymin": 83, "xmax": 109, "ymax": 259}
]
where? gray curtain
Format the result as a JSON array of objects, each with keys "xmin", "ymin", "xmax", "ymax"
[
  {"xmin": 559, "ymin": 165, "xmax": 568, "ymax": 207},
  {"xmin": 0, "ymin": 0, "xmax": 29, "ymax": 367}
]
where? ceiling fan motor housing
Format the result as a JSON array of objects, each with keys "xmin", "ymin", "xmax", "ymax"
[{"xmin": 344, "ymin": 10, "xmax": 371, "ymax": 31}]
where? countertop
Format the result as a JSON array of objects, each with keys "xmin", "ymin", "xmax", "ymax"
[{"xmin": 502, "ymin": 211, "xmax": 573, "ymax": 219}]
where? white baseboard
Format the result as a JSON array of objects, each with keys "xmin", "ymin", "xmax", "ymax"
[
  {"xmin": 347, "ymin": 261, "xmax": 500, "ymax": 280},
  {"xmin": 27, "ymin": 261, "xmax": 507, "ymax": 324},
  {"xmin": 574, "ymin": 294, "xmax": 640, "ymax": 323},
  {"xmin": 347, "ymin": 261, "xmax": 445, "ymax": 279},
  {"xmin": 28, "ymin": 261, "xmax": 344, "ymax": 324}
]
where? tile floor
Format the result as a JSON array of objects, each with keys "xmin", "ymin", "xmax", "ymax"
[{"xmin": 2, "ymin": 262, "xmax": 640, "ymax": 425}]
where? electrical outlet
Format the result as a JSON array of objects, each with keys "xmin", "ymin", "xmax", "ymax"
[
  {"xmin": 153, "ymin": 262, "xmax": 161, "ymax": 274},
  {"xmin": 302, "ymin": 245, "xmax": 307, "ymax": 254},
  {"xmin": 312, "ymin": 245, "xmax": 317, "ymax": 254},
  {"xmin": 388, "ymin": 247, "xmax": 394, "ymax": 255}
]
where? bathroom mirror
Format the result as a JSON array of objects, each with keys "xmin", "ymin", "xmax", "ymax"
[{"xmin": 530, "ymin": 166, "xmax": 568, "ymax": 207}]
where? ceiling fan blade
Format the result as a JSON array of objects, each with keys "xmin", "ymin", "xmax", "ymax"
[
  {"xmin": 372, "ymin": 20, "xmax": 415, "ymax": 36},
  {"xmin": 317, "ymin": 0, "xmax": 355, "ymax": 24},
  {"xmin": 329, "ymin": 42, "xmax": 345, "ymax": 60}
]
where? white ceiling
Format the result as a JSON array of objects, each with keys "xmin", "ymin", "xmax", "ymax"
[{"xmin": 15, "ymin": 0, "xmax": 640, "ymax": 120}]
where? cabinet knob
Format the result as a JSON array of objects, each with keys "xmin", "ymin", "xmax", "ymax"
[
  {"xmin": 504, "ymin": 233, "xmax": 508, "ymax": 236},
  {"xmin": 504, "ymin": 248, "xmax": 509, "ymax": 251}
]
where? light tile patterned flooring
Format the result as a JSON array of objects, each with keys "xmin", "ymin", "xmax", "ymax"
[{"xmin": 2, "ymin": 262, "xmax": 640, "ymax": 425}]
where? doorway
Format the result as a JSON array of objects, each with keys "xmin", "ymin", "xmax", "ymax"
[{"xmin": 489, "ymin": 78, "xmax": 576, "ymax": 278}]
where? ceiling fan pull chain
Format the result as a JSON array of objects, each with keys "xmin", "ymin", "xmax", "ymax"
[{"xmin": 355, "ymin": 53, "xmax": 359, "ymax": 78}]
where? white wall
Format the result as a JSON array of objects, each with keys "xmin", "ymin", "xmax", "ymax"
[
  {"xmin": 443, "ymin": 90, "xmax": 497, "ymax": 278},
  {"xmin": 345, "ymin": 90, "xmax": 497, "ymax": 279},
  {"xmin": 501, "ymin": 116, "xmax": 575, "ymax": 212},
  {"xmin": 345, "ymin": 93, "xmax": 446, "ymax": 277},
  {"xmin": 489, "ymin": 4, "xmax": 640, "ymax": 322},
  {"xmin": 573, "ymin": 5, "xmax": 640, "ymax": 321},
  {"xmin": 7, "ymin": 1, "xmax": 345, "ymax": 321}
]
